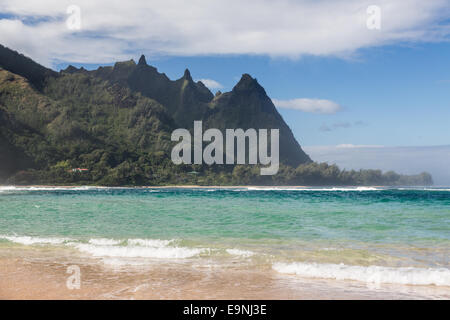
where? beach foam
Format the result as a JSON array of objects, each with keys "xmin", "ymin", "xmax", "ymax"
[
  {"xmin": 246, "ymin": 186, "xmax": 380, "ymax": 191},
  {"xmin": 273, "ymin": 262, "xmax": 450, "ymax": 286},
  {"xmin": 88, "ymin": 238, "xmax": 122, "ymax": 246},
  {"xmin": 73, "ymin": 243, "xmax": 204, "ymax": 259},
  {"xmin": 397, "ymin": 187, "xmax": 450, "ymax": 192},
  {"xmin": 127, "ymin": 238, "xmax": 176, "ymax": 247},
  {"xmin": 0, "ymin": 235, "xmax": 72, "ymax": 245},
  {"xmin": 0, "ymin": 186, "xmax": 103, "ymax": 192},
  {"xmin": 1, "ymin": 234, "xmax": 201, "ymax": 259},
  {"xmin": 0, "ymin": 186, "xmax": 17, "ymax": 192},
  {"xmin": 74, "ymin": 237, "xmax": 198, "ymax": 259},
  {"xmin": 246, "ymin": 187, "xmax": 302, "ymax": 191},
  {"xmin": 226, "ymin": 248, "xmax": 255, "ymax": 257}
]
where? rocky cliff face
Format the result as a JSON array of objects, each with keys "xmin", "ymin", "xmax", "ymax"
[{"xmin": 205, "ymin": 74, "xmax": 311, "ymax": 166}]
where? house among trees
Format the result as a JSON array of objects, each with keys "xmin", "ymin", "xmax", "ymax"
[{"xmin": 71, "ymin": 168, "xmax": 89, "ymax": 173}]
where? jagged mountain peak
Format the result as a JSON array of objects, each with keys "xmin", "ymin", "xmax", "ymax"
[
  {"xmin": 61, "ymin": 65, "xmax": 79, "ymax": 74},
  {"xmin": 240, "ymin": 73, "xmax": 254, "ymax": 82},
  {"xmin": 183, "ymin": 68, "xmax": 193, "ymax": 81},
  {"xmin": 114, "ymin": 59, "xmax": 136, "ymax": 69},
  {"xmin": 233, "ymin": 73, "xmax": 265, "ymax": 94},
  {"xmin": 138, "ymin": 54, "xmax": 147, "ymax": 66}
]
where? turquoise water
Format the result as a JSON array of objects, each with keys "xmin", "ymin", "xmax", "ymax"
[{"xmin": 1, "ymin": 186, "xmax": 449, "ymax": 286}]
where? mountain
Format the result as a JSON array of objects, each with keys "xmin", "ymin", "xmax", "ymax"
[
  {"xmin": 0, "ymin": 45, "xmax": 311, "ymax": 184},
  {"xmin": 85, "ymin": 54, "xmax": 311, "ymax": 165},
  {"xmin": 205, "ymin": 74, "xmax": 311, "ymax": 166},
  {"xmin": 0, "ymin": 44, "xmax": 58, "ymax": 90},
  {"xmin": 0, "ymin": 45, "xmax": 432, "ymax": 186}
]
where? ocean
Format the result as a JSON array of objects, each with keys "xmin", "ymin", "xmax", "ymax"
[{"xmin": 0, "ymin": 186, "xmax": 449, "ymax": 299}]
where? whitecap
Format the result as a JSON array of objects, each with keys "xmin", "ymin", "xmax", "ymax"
[
  {"xmin": 273, "ymin": 262, "xmax": 450, "ymax": 286},
  {"xmin": 73, "ymin": 243, "xmax": 204, "ymax": 259},
  {"xmin": 127, "ymin": 238, "xmax": 176, "ymax": 247},
  {"xmin": 0, "ymin": 235, "xmax": 72, "ymax": 245},
  {"xmin": 246, "ymin": 186, "xmax": 381, "ymax": 191},
  {"xmin": 88, "ymin": 238, "xmax": 122, "ymax": 246},
  {"xmin": 226, "ymin": 248, "xmax": 255, "ymax": 257}
]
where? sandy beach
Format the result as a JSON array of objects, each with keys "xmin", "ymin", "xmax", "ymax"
[{"xmin": 1, "ymin": 246, "xmax": 449, "ymax": 300}]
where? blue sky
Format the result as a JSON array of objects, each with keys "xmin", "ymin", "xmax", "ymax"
[{"xmin": 1, "ymin": 0, "xmax": 449, "ymax": 182}]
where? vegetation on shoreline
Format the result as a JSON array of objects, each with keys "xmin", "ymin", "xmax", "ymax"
[{"xmin": 6, "ymin": 161, "xmax": 433, "ymax": 187}]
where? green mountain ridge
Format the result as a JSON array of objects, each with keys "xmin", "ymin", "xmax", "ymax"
[{"xmin": 0, "ymin": 45, "xmax": 433, "ymax": 186}]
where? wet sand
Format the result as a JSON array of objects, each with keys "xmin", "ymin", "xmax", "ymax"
[{"xmin": 1, "ymin": 247, "xmax": 448, "ymax": 300}]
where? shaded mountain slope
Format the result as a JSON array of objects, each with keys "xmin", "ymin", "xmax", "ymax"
[
  {"xmin": 0, "ymin": 44, "xmax": 58, "ymax": 90},
  {"xmin": 205, "ymin": 74, "xmax": 311, "ymax": 166}
]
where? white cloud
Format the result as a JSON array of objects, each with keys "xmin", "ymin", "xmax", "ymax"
[
  {"xmin": 303, "ymin": 145, "xmax": 450, "ymax": 185},
  {"xmin": 273, "ymin": 98, "xmax": 342, "ymax": 114},
  {"xmin": 196, "ymin": 79, "xmax": 223, "ymax": 89},
  {"xmin": 320, "ymin": 121, "xmax": 367, "ymax": 131},
  {"xmin": 0, "ymin": 0, "xmax": 449, "ymax": 67},
  {"xmin": 335, "ymin": 144, "xmax": 384, "ymax": 149}
]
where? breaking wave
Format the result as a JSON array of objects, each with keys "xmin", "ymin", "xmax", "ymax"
[
  {"xmin": 246, "ymin": 186, "xmax": 380, "ymax": 191},
  {"xmin": 273, "ymin": 262, "xmax": 450, "ymax": 286},
  {"xmin": 72, "ymin": 243, "xmax": 204, "ymax": 259},
  {"xmin": 0, "ymin": 235, "xmax": 205, "ymax": 260},
  {"xmin": 0, "ymin": 235, "xmax": 73, "ymax": 245},
  {"xmin": 226, "ymin": 248, "xmax": 255, "ymax": 257},
  {"xmin": 0, "ymin": 186, "xmax": 105, "ymax": 192}
]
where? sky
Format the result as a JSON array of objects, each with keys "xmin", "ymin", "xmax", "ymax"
[{"xmin": 1, "ymin": 0, "xmax": 449, "ymax": 183}]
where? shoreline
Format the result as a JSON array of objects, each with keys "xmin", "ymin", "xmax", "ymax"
[{"xmin": 2, "ymin": 247, "xmax": 448, "ymax": 300}]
